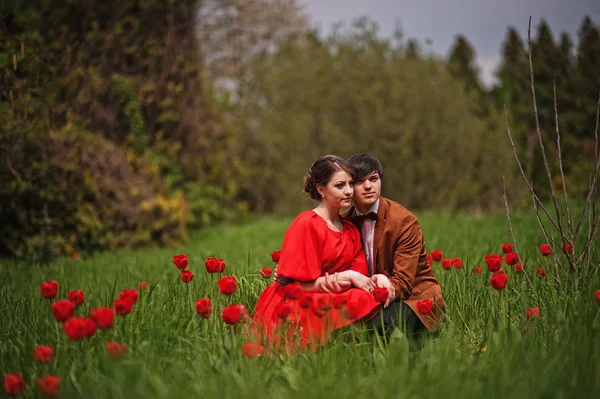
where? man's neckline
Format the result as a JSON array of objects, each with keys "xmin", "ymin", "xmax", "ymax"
[{"xmin": 355, "ymin": 198, "xmax": 380, "ymax": 216}]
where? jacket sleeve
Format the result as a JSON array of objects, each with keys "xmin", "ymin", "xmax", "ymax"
[{"xmin": 386, "ymin": 215, "xmax": 423, "ymax": 300}]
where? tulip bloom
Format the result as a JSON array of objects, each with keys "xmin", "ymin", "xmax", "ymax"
[
  {"xmin": 41, "ymin": 281, "xmax": 59, "ymax": 299},
  {"xmin": 172, "ymin": 254, "xmax": 189, "ymax": 270}
]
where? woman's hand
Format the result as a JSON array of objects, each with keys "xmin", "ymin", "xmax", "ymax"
[
  {"xmin": 371, "ymin": 274, "xmax": 395, "ymax": 307},
  {"xmin": 318, "ymin": 272, "xmax": 351, "ymax": 293},
  {"xmin": 347, "ymin": 271, "xmax": 377, "ymax": 293}
]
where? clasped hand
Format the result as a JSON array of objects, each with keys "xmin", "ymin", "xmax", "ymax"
[{"xmin": 319, "ymin": 271, "xmax": 375, "ymax": 294}]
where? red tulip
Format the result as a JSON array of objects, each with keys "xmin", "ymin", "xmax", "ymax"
[
  {"xmin": 68, "ymin": 290, "xmax": 85, "ymax": 306},
  {"xmin": 119, "ymin": 289, "xmax": 139, "ymax": 304},
  {"xmin": 595, "ymin": 290, "xmax": 600, "ymax": 303},
  {"xmin": 34, "ymin": 345, "xmax": 54, "ymax": 364},
  {"xmin": 485, "ymin": 254, "xmax": 502, "ymax": 272},
  {"xmin": 4, "ymin": 373, "xmax": 25, "ymax": 395},
  {"xmin": 205, "ymin": 257, "xmax": 226, "ymax": 273},
  {"xmin": 504, "ymin": 252, "xmax": 519, "ymax": 266},
  {"xmin": 416, "ymin": 299, "xmax": 433, "ymax": 314},
  {"xmin": 540, "ymin": 244, "xmax": 551, "ymax": 256},
  {"xmin": 451, "ymin": 258, "xmax": 463, "ymax": 269},
  {"xmin": 114, "ymin": 298, "xmax": 133, "ymax": 316},
  {"xmin": 275, "ymin": 301, "xmax": 293, "ymax": 320},
  {"xmin": 426, "ymin": 254, "xmax": 432, "ymax": 266},
  {"xmin": 561, "ymin": 243, "xmax": 573, "ymax": 254},
  {"xmin": 90, "ymin": 307, "xmax": 115, "ymax": 330},
  {"xmin": 312, "ymin": 303, "xmax": 326, "ymax": 318},
  {"xmin": 333, "ymin": 295, "xmax": 348, "ymax": 309},
  {"xmin": 502, "ymin": 243, "xmax": 513, "ymax": 254},
  {"xmin": 270, "ymin": 251, "xmax": 281, "ymax": 263},
  {"xmin": 342, "ymin": 301, "xmax": 360, "ymax": 319},
  {"xmin": 490, "ymin": 272, "xmax": 508, "ymax": 290},
  {"xmin": 317, "ymin": 294, "xmax": 332, "ymax": 310},
  {"xmin": 195, "ymin": 298, "xmax": 212, "ymax": 318},
  {"xmin": 431, "ymin": 250, "xmax": 443, "ymax": 262},
  {"xmin": 526, "ymin": 307, "xmax": 540, "ymax": 320},
  {"xmin": 37, "ymin": 375, "xmax": 60, "ymax": 397},
  {"xmin": 51, "ymin": 300, "xmax": 75, "ymax": 322},
  {"xmin": 473, "ymin": 265, "xmax": 482, "ymax": 275},
  {"xmin": 218, "ymin": 276, "xmax": 238, "ymax": 295},
  {"xmin": 84, "ymin": 318, "xmax": 96, "ymax": 337},
  {"xmin": 514, "ymin": 263, "xmax": 524, "ymax": 273},
  {"xmin": 222, "ymin": 304, "xmax": 245, "ymax": 325},
  {"xmin": 63, "ymin": 317, "xmax": 89, "ymax": 340},
  {"xmin": 242, "ymin": 342, "xmax": 264, "ymax": 358},
  {"xmin": 536, "ymin": 268, "xmax": 546, "ymax": 278},
  {"xmin": 105, "ymin": 341, "xmax": 128, "ymax": 359},
  {"xmin": 172, "ymin": 254, "xmax": 188, "ymax": 270},
  {"xmin": 373, "ymin": 287, "xmax": 389, "ymax": 303},
  {"xmin": 441, "ymin": 259, "xmax": 452, "ymax": 270},
  {"xmin": 138, "ymin": 281, "xmax": 148, "ymax": 289},
  {"xmin": 70, "ymin": 251, "xmax": 79, "ymax": 260},
  {"xmin": 284, "ymin": 283, "xmax": 302, "ymax": 300},
  {"xmin": 180, "ymin": 270, "xmax": 194, "ymax": 284},
  {"xmin": 297, "ymin": 292, "xmax": 313, "ymax": 308},
  {"xmin": 260, "ymin": 268, "xmax": 272, "ymax": 279},
  {"xmin": 41, "ymin": 281, "xmax": 59, "ymax": 299}
]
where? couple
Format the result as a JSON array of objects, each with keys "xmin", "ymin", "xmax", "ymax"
[{"xmin": 252, "ymin": 154, "xmax": 445, "ymax": 350}]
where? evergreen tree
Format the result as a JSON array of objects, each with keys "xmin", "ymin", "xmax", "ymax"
[
  {"xmin": 447, "ymin": 35, "xmax": 481, "ymax": 93},
  {"xmin": 556, "ymin": 31, "xmax": 577, "ymax": 137},
  {"xmin": 531, "ymin": 19, "xmax": 562, "ymax": 130},
  {"xmin": 575, "ymin": 16, "xmax": 600, "ymax": 138},
  {"xmin": 494, "ymin": 26, "xmax": 529, "ymax": 119},
  {"xmin": 405, "ymin": 39, "xmax": 421, "ymax": 59}
]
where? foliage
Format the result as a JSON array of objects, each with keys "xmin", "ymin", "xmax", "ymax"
[
  {"xmin": 1, "ymin": 214, "xmax": 599, "ymax": 397},
  {"xmin": 234, "ymin": 22, "xmax": 521, "ymax": 214},
  {"xmin": 0, "ymin": 1, "xmax": 244, "ymax": 259}
]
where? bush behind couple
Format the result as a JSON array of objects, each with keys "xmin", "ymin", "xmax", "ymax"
[{"xmin": 252, "ymin": 153, "xmax": 445, "ymax": 350}]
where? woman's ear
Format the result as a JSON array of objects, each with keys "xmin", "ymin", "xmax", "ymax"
[{"xmin": 316, "ymin": 185, "xmax": 325, "ymax": 198}]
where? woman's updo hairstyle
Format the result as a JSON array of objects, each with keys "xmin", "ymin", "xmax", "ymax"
[{"xmin": 303, "ymin": 155, "xmax": 353, "ymax": 201}]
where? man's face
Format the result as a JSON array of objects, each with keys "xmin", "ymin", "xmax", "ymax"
[{"xmin": 352, "ymin": 171, "xmax": 381, "ymax": 210}]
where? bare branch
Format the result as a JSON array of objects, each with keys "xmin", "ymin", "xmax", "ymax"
[
  {"xmin": 526, "ymin": 17, "xmax": 566, "ymax": 242},
  {"xmin": 574, "ymin": 93, "xmax": 600, "ymax": 241},
  {"xmin": 502, "ymin": 176, "xmax": 533, "ymax": 288},
  {"xmin": 503, "ymin": 106, "xmax": 562, "ymax": 232},
  {"xmin": 553, "ymin": 80, "xmax": 577, "ymax": 271}
]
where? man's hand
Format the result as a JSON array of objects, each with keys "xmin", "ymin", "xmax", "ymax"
[
  {"xmin": 347, "ymin": 271, "xmax": 376, "ymax": 294},
  {"xmin": 371, "ymin": 274, "xmax": 395, "ymax": 308}
]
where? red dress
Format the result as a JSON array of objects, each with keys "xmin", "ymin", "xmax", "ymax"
[{"xmin": 252, "ymin": 211, "xmax": 381, "ymax": 351}]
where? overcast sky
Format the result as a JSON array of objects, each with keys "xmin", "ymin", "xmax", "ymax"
[{"xmin": 301, "ymin": 0, "xmax": 600, "ymax": 88}]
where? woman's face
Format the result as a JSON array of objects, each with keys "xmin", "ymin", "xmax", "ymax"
[{"xmin": 318, "ymin": 170, "xmax": 354, "ymax": 209}]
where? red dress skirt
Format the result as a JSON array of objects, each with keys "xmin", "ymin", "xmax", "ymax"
[{"xmin": 252, "ymin": 211, "xmax": 381, "ymax": 351}]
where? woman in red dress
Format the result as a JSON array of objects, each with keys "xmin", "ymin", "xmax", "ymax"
[{"xmin": 252, "ymin": 155, "xmax": 383, "ymax": 351}]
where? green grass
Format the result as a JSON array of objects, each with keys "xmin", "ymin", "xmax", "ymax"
[{"xmin": 1, "ymin": 211, "xmax": 600, "ymax": 398}]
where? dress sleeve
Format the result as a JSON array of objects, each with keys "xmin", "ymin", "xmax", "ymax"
[
  {"xmin": 276, "ymin": 212, "xmax": 325, "ymax": 281},
  {"xmin": 345, "ymin": 220, "xmax": 370, "ymax": 276}
]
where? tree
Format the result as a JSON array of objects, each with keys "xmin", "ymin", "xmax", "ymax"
[
  {"xmin": 197, "ymin": 0, "xmax": 308, "ymax": 96},
  {"xmin": 405, "ymin": 38, "xmax": 421, "ymax": 59},
  {"xmin": 447, "ymin": 35, "xmax": 482, "ymax": 93},
  {"xmin": 494, "ymin": 27, "xmax": 530, "ymax": 118},
  {"xmin": 575, "ymin": 16, "xmax": 600, "ymax": 139}
]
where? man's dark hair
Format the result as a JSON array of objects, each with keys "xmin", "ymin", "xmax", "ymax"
[{"xmin": 346, "ymin": 153, "xmax": 384, "ymax": 180}]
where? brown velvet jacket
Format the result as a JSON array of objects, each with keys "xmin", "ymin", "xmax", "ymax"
[{"xmin": 343, "ymin": 197, "xmax": 446, "ymax": 331}]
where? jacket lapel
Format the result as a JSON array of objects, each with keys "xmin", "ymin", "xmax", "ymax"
[{"xmin": 373, "ymin": 197, "xmax": 388, "ymax": 273}]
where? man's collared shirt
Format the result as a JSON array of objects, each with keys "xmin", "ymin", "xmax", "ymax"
[{"xmin": 354, "ymin": 198, "xmax": 380, "ymax": 276}]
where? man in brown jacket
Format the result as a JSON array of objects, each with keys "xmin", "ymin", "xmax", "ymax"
[{"xmin": 343, "ymin": 153, "xmax": 445, "ymax": 335}]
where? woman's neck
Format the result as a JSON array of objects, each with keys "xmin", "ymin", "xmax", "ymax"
[{"xmin": 315, "ymin": 202, "xmax": 340, "ymax": 223}]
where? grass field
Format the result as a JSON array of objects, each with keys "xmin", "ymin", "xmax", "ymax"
[{"xmin": 1, "ymin": 210, "xmax": 600, "ymax": 398}]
